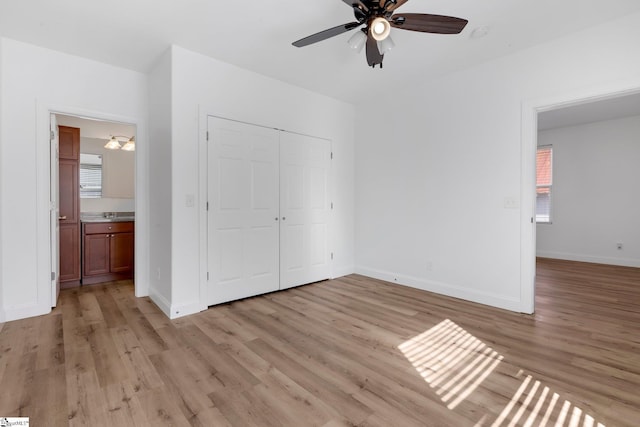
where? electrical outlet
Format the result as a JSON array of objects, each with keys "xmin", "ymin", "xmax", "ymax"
[{"xmin": 616, "ymin": 242, "xmax": 623, "ymax": 250}]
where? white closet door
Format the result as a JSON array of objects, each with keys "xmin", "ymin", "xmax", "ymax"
[
  {"xmin": 207, "ymin": 117, "xmax": 280, "ymax": 305},
  {"xmin": 279, "ymin": 132, "xmax": 331, "ymax": 290}
]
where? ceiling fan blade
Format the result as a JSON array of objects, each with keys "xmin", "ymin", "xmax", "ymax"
[
  {"xmin": 365, "ymin": 34, "xmax": 384, "ymax": 67},
  {"xmin": 292, "ymin": 22, "xmax": 362, "ymax": 47},
  {"xmin": 390, "ymin": 13, "xmax": 468, "ymax": 34},
  {"xmin": 379, "ymin": 0, "xmax": 409, "ymax": 12}
]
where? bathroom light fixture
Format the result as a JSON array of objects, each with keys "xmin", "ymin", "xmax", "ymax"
[
  {"xmin": 104, "ymin": 136, "xmax": 121, "ymax": 150},
  {"xmin": 121, "ymin": 136, "xmax": 135, "ymax": 151},
  {"xmin": 105, "ymin": 135, "xmax": 135, "ymax": 151}
]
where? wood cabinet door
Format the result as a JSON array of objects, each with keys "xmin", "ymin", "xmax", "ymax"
[
  {"xmin": 110, "ymin": 232, "xmax": 134, "ymax": 273},
  {"xmin": 59, "ymin": 125, "xmax": 80, "ymax": 160},
  {"xmin": 84, "ymin": 234, "xmax": 110, "ymax": 276},
  {"xmin": 59, "ymin": 223, "xmax": 80, "ymax": 281},
  {"xmin": 59, "ymin": 159, "xmax": 79, "ymax": 224}
]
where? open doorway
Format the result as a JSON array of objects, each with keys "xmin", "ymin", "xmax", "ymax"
[
  {"xmin": 521, "ymin": 88, "xmax": 640, "ymax": 314},
  {"xmin": 535, "ymin": 93, "xmax": 640, "ymax": 267},
  {"xmin": 50, "ymin": 113, "xmax": 137, "ymax": 306}
]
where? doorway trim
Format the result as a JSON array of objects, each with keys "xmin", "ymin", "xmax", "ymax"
[
  {"xmin": 36, "ymin": 102, "xmax": 149, "ymax": 307},
  {"xmin": 520, "ymin": 78, "xmax": 640, "ymax": 314}
]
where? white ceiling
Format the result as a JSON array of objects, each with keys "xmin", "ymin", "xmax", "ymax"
[
  {"xmin": 538, "ymin": 92, "xmax": 640, "ymax": 131},
  {"xmin": 56, "ymin": 114, "xmax": 135, "ymax": 141},
  {"xmin": 2, "ymin": 1, "xmax": 640, "ymax": 105}
]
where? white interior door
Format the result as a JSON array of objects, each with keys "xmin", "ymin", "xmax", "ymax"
[
  {"xmin": 207, "ymin": 117, "xmax": 280, "ymax": 305},
  {"xmin": 279, "ymin": 132, "xmax": 331, "ymax": 290},
  {"xmin": 50, "ymin": 113, "xmax": 60, "ymax": 307}
]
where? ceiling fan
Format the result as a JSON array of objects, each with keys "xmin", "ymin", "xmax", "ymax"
[{"xmin": 292, "ymin": 0, "xmax": 468, "ymax": 68}]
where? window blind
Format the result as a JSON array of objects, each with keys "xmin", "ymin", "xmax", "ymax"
[{"xmin": 80, "ymin": 163, "xmax": 102, "ymax": 198}]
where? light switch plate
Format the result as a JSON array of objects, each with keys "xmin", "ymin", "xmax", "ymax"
[{"xmin": 504, "ymin": 196, "xmax": 519, "ymax": 209}]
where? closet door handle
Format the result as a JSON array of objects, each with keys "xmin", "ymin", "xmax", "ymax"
[
  {"xmin": 58, "ymin": 215, "xmax": 67, "ymax": 220},
  {"xmin": 282, "ymin": 217, "xmax": 286, "ymax": 221},
  {"xmin": 275, "ymin": 217, "xmax": 279, "ymax": 221}
]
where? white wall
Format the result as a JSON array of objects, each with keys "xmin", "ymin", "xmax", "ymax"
[
  {"xmin": 0, "ymin": 38, "xmax": 148, "ymax": 321},
  {"xmin": 537, "ymin": 115, "xmax": 640, "ymax": 267},
  {"xmin": 147, "ymin": 48, "xmax": 173, "ymax": 314},
  {"xmin": 0, "ymin": 38, "xmax": 4, "ymax": 322},
  {"xmin": 354, "ymin": 12, "xmax": 640, "ymax": 312},
  {"xmin": 167, "ymin": 45, "xmax": 355, "ymax": 318}
]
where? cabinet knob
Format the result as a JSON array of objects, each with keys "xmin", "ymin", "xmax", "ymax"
[
  {"xmin": 275, "ymin": 217, "xmax": 278, "ymax": 221},
  {"xmin": 282, "ymin": 217, "xmax": 286, "ymax": 221},
  {"xmin": 108, "ymin": 226, "xmax": 113, "ymax": 230}
]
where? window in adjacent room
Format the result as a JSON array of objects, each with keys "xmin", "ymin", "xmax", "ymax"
[
  {"xmin": 79, "ymin": 153, "xmax": 103, "ymax": 198},
  {"xmin": 536, "ymin": 145, "xmax": 552, "ymax": 223}
]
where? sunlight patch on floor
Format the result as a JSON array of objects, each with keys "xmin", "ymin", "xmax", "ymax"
[
  {"xmin": 399, "ymin": 319, "xmax": 607, "ymax": 426},
  {"xmin": 398, "ymin": 319, "xmax": 503, "ymax": 410},
  {"xmin": 491, "ymin": 371, "xmax": 606, "ymax": 427}
]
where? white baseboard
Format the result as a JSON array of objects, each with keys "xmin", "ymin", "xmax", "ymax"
[
  {"xmin": 536, "ymin": 250, "xmax": 640, "ymax": 268},
  {"xmin": 332, "ymin": 264, "xmax": 355, "ymax": 279},
  {"xmin": 132, "ymin": 288, "xmax": 204, "ymax": 320},
  {"xmin": 169, "ymin": 300, "xmax": 203, "ymax": 319},
  {"xmin": 355, "ymin": 265, "xmax": 522, "ymax": 313},
  {"xmin": 148, "ymin": 289, "xmax": 171, "ymax": 318}
]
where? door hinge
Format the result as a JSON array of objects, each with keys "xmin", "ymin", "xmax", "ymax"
[
  {"xmin": 206, "ymin": 202, "xmax": 209, "ymax": 211},
  {"xmin": 51, "ymin": 271, "xmax": 56, "ymax": 281},
  {"xmin": 331, "ymin": 252, "xmax": 334, "ymax": 260},
  {"xmin": 531, "ymin": 217, "xmax": 534, "ymax": 223},
  {"xmin": 50, "ymin": 130, "xmax": 55, "ymax": 140},
  {"xmin": 331, "ymin": 202, "xmax": 333, "ymax": 210},
  {"xmin": 206, "ymin": 131, "xmax": 209, "ymax": 141},
  {"xmin": 330, "ymin": 152, "xmax": 333, "ymax": 160},
  {"xmin": 207, "ymin": 272, "xmax": 209, "ymax": 280}
]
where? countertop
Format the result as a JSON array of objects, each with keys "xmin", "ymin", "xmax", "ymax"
[{"xmin": 80, "ymin": 212, "xmax": 135, "ymax": 223}]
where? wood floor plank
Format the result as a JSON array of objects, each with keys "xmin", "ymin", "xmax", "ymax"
[
  {"xmin": 245, "ymin": 337, "xmax": 374, "ymax": 424},
  {"xmin": 0, "ymin": 258, "xmax": 638, "ymax": 425},
  {"xmin": 102, "ymin": 382, "xmax": 149, "ymax": 427},
  {"xmin": 109, "ymin": 325, "xmax": 165, "ymax": 393}
]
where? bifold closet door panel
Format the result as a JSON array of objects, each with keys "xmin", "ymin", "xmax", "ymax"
[
  {"xmin": 279, "ymin": 131, "xmax": 331, "ymax": 290},
  {"xmin": 207, "ymin": 117, "xmax": 280, "ymax": 306}
]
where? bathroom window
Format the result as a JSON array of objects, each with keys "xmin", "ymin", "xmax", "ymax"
[{"xmin": 79, "ymin": 153, "xmax": 103, "ymax": 198}]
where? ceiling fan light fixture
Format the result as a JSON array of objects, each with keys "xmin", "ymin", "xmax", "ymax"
[
  {"xmin": 104, "ymin": 136, "xmax": 121, "ymax": 150},
  {"xmin": 377, "ymin": 35, "xmax": 395, "ymax": 54},
  {"xmin": 370, "ymin": 17, "xmax": 391, "ymax": 41},
  {"xmin": 347, "ymin": 30, "xmax": 367, "ymax": 53}
]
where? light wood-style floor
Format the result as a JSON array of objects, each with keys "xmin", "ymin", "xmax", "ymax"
[{"xmin": 0, "ymin": 258, "xmax": 638, "ymax": 426}]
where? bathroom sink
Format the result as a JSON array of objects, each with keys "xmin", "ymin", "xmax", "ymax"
[{"xmin": 80, "ymin": 212, "xmax": 135, "ymax": 223}]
